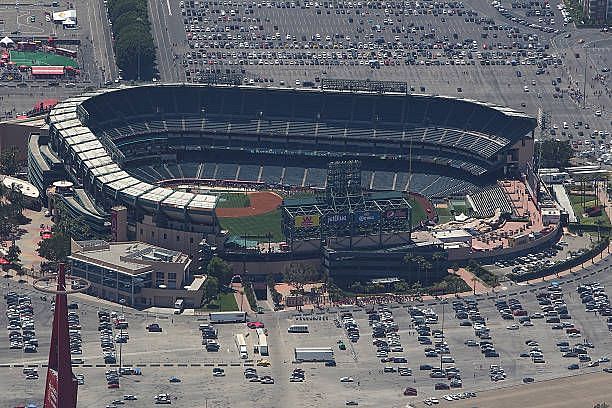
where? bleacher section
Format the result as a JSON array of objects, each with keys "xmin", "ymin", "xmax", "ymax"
[
  {"xmin": 467, "ymin": 184, "xmax": 514, "ymax": 217},
  {"xmin": 73, "ymin": 85, "xmax": 536, "ymax": 202},
  {"xmin": 83, "ymin": 86, "xmax": 535, "ymax": 163}
]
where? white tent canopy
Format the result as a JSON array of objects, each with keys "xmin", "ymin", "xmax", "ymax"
[
  {"xmin": 0, "ymin": 36, "xmax": 14, "ymax": 46},
  {"xmin": 62, "ymin": 18, "xmax": 76, "ymax": 26},
  {"xmin": 52, "ymin": 9, "xmax": 76, "ymax": 22},
  {"xmin": 454, "ymin": 213, "xmax": 469, "ymax": 222}
]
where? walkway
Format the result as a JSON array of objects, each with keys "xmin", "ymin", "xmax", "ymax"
[
  {"xmin": 552, "ymin": 184, "xmax": 577, "ymax": 223},
  {"xmin": 452, "ymin": 268, "xmax": 490, "ymax": 295},
  {"xmin": 231, "ymin": 282, "xmax": 254, "ymax": 314}
]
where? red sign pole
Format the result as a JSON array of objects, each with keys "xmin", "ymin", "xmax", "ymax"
[{"xmin": 43, "ymin": 263, "xmax": 78, "ymax": 408}]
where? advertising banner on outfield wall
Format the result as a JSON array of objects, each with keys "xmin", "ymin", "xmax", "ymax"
[
  {"xmin": 326, "ymin": 213, "xmax": 349, "ymax": 226},
  {"xmin": 384, "ymin": 209, "xmax": 408, "ymax": 219},
  {"xmin": 354, "ymin": 211, "xmax": 380, "ymax": 225},
  {"xmin": 295, "ymin": 215, "xmax": 320, "ymax": 228}
]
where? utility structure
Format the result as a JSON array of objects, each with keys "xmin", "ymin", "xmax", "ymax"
[{"xmin": 33, "ymin": 263, "xmax": 90, "ymax": 408}]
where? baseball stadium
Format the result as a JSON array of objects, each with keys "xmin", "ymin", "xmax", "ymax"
[{"xmin": 28, "ymin": 81, "xmax": 559, "ymax": 281}]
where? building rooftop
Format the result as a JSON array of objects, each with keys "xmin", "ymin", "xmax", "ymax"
[
  {"xmin": 71, "ymin": 240, "xmax": 190, "ymax": 275},
  {"xmin": 1, "ymin": 176, "xmax": 40, "ymax": 199}
]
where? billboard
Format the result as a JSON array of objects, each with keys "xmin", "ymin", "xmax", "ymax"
[
  {"xmin": 384, "ymin": 209, "xmax": 408, "ymax": 219},
  {"xmin": 326, "ymin": 213, "xmax": 348, "ymax": 225},
  {"xmin": 295, "ymin": 215, "xmax": 320, "ymax": 228},
  {"xmin": 354, "ymin": 211, "xmax": 380, "ymax": 225}
]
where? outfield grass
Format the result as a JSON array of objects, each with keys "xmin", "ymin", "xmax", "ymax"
[
  {"xmin": 569, "ymin": 194, "xmax": 610, "ymax": 226},
  {"xmin": 10, "ymin": 51, "xmax": 79, "ymax": 68},
  {"xmin": 219, "ymin": 209, "xmax": 285, "ymax": 241},
  {"xmin": 217, "ymin": 193, "xmax": 250, "ymax": 208},
  {"xmin": 408, "ymin": 198, "xmax": 428, "ymax": 225}
]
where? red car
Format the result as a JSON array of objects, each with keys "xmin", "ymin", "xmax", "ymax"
[
  {"xmin": 247, "ymin": 321, "xmax": 264, "ymax": 329},
  {"xmin": 107, "ymin": 383, "xmax": 120, "ymax": 389}
]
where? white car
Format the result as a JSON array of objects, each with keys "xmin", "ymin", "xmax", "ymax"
[
  {"xmin": 507, "ymin": 324, "xmax": 519, "ymax": 330},
  {"xmin": 340, "ymin": 377, "xmax": 354, "ymax": 383}
]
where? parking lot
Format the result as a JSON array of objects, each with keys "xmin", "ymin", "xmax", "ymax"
[
  {"xmin": 140, "ymin": 0, "xmax": 611, "ymax": 163},
  {"xmin": 484, "ymin": 234, "xmax": 591, "ymax": 279},
  {"xmin": 1, "ymin": 259, "xmax": 612, "ymax": 407},
  {"xmin": 0, "ymin": 0, "xmax": 117, "ymax": 119}
]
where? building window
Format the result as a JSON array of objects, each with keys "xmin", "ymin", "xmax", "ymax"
[
  {"xmin": 164, "ymin": 233, "xmax": 167, "ymax": 240},
  {"xmin": 156, "ymin": 272, "xmax": 164, "ymax": 280},
  {"xmin": 168, "ymin": 273, "xmax": 176, "ymax": 280}
]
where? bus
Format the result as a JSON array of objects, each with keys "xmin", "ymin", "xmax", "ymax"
[
  {"xmin": 288, "ymin": 324, "xmax": 309, "ymax": 333},
  {"xmin": 174, "ymin": 298, "xmax": 184, "ymax": 314},
  {"xmin": 54, "ymin": 47, "xmax": 77, "ymax": 58}
]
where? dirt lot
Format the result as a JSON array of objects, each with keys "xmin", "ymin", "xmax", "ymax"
[{"xmin": 446, "ymin": 372, "xmax": 612, "ymax": 408}]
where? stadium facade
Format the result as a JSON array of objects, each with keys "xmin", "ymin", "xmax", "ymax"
[{"xmin": 29, "ymin": 83, "xmax": 537, "ymax": 277}]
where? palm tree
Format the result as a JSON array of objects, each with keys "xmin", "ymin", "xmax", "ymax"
[
  {"xmin": 411, "ymin": 281, "xmax": 422, "ymax": 299},
  {"xmin": 432, "ymin": 252, "xmax": 446, "ymax": 275},
  {"xmin": 596, "ymin": 219, "xmax": 603, "ymax": 242}
]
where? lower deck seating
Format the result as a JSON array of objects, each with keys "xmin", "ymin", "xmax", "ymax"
[{"xmin": 467, "ymin": 184, "xmax": 514, "ymax": 217}]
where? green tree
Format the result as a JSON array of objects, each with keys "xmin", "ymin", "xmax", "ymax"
[
  {"xmin": 6, "ymin": 185, "xmax": 25, "ymax": 218},
  {"xmin": 202, "ymin": 276, "xmax": 219, "ymax": 303},
  {"xmin": 282, "ymin": 262, "xmax": 319, "ymax": 296},
  {"xmin": 432, "ymin": 252, "xmax": 446, "ymax": 276},
  {"xmin": 411, "ymin": 281, "xmax": 423, "ymax": 297},
  {"xmin": 206, "ymin": 256, "xmax": 233, "ymax": 286},
  {"xmin": 270, "ymin": 288, "xmax": 282, "ymax": 306},
  {"xmin": 37, "ymin": 231, "xmax": 70, "ymax": 262},
  {"xmin": 535, "ymin": 140, "xmax": 573, "ymax": 169},
  {"xmin": 394, "ymin": 280, "xmax": 410, "ymax": 293},
  {"xmin": 108, "ymin": 0, "xmax": 147, "ymax": 22},
  {"xmin": 0, "ymin": 146, "xmax": 20, "ymax": 175},
  {"xmin": 114, "ymin": 25, "xmax": 155, "ymax": 80},
  {"xmin": 53, "ymin": 200, "xmax": 92, "ymax": 240},
  {"xmin": 349, "ymin": 281, "xmax": 364, "ymax": 294},
  {"xmin": 6, "ymin": 243, "xmax": 21, "ymax": 265}
]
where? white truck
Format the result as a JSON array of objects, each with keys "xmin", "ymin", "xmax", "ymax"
[
  {"xmin": 294, "ymin": 347, "xmax": 334, "ymax": 362},
  {"xmin": 235, "ymin": 333, "xmax": 248, "ymax": 359},
  {"xmin": 174, "ymin": 299, "xmax": 184, "ymax": 314},
  {"xmin": 209, "ymin": 311, "xmax": 247, "ymax": 323},
  {"xmin": 255, "ymin": 328, "xmax": 268, "ymax": 356}
]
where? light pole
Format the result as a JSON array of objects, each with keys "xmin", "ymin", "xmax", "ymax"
[{"xmin": 119, "ymin": 298, "xmax": 125, "ymax": 376}]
